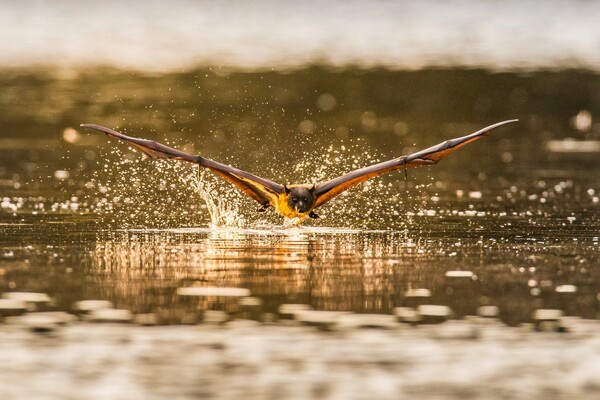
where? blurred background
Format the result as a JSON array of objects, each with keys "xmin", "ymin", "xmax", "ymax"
[
  {"xmin": 1, "ymin": 3, "xmax": 599, "ymax": 397},
  {"xmin": 2, "ymin": 0, "xmax": 600, "ymax": 71}
]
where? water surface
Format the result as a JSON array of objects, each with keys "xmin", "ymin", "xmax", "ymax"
[{"xmin": 1, "ymin": 67, "xmax": 599, "ymax": 326}]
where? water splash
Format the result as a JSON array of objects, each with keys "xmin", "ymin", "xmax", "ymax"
[
  {"xmin": 191, "ymin": 168, "xmax": 245, "ymax": 228},
  {"xmin": 82, "ymin": 135, "xmax": 422, "ymax": 230}
]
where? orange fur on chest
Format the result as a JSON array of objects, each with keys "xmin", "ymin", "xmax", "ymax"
[{"xmin": 273, "ymin": 193, "xmax": 310, "ymax": 221}]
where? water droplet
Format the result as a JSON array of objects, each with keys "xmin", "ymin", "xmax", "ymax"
[
  {"xmin": 53, "ymin": 170, "xmax": 70, "ymax": 180},
  {"xmin": 316, "ymin": 93, "xmax": 336, "ymax": 111},
  {"xmin": 570, "ymin": 109, "xmax": 592, "ymax": 132},
  {"xmin": 62, "ymin": 127, "xmax": 80, "ymax": 144}
]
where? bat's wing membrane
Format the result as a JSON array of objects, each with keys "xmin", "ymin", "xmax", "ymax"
[
  {"xmin": 80, "ymin": 124, "xmax": 284, "ymax": 205},
  {"xmin": 313, "ymin": 119, "xmax": 518, "ymax": 208},
  {"xmin": 81, "ymin": 124, "xmax": 200, "ymax": 161}
]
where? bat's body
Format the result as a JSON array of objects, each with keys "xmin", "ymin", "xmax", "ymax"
[{"xmin": 81, "ymin": 119, "xmax": 517, "ymax": 224}]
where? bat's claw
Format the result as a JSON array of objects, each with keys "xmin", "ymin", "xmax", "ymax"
[
  {"xmin": 309, "ymin": 211, "xmax": 320, "ymax": 219},
  {"xmin": 257, "ymin": 202, "xmax": 269, "ymax": 212}
]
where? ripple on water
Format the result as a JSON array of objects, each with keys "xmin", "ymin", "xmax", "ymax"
[{"xmin": 177, "ymin": 287, "xmax": 251, "ymax": 297}]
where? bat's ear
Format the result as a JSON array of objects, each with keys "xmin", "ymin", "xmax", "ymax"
[
  {"xmin": 284, "ymin": 185, "xmax": 291, "ymax": 194},
  {"xmin": 309, "ymin": 184, "xmax": 316, "ymax": 194}
]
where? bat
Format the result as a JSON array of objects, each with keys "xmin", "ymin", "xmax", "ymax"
[{"xmin": 81, "ymin": 119, "xmax": 518, "ymax": 224}]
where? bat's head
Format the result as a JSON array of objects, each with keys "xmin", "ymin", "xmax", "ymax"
[{"xmin": 285, "ymin": 185, "xmax": 316, "ymax": 213}]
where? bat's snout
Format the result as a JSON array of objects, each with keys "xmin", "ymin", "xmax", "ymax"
[{"xmin": 294, "ymin": 201, "xmax": 310, "ymax": 213}]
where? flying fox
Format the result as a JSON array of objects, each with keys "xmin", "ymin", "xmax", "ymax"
[{"xmin": 81, "ymin": 119, "xmax": 517, "ymax": 224}]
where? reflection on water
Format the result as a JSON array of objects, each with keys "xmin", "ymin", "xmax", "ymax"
[
  {"xmin": 0, "ymin": 67, "xmax": 599, "ymax": 327},
  {"xmin": 2, "ymin": 220, "xmax": 597, "ymax": 326}
]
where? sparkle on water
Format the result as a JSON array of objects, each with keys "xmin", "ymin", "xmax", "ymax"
[
  {"xmin": 0, "ymin": 67, "xmax": 599, "ymax": 329},
  {"xmin": 82, "ymin": 133, "xmax": 400, "ymax": 229}
]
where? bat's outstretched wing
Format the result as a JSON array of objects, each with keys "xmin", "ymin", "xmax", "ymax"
[
  {"xmin": 313, "ymin": 119, "xmax": 518, "ymax": 208},
  {"xmin": 80, "ymin": 124, "xmax": 285, "ymax": 206}
]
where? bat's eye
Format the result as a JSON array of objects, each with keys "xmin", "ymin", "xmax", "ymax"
[
  {"xmin": 302, "ymin": 197, "xmax": 308, "ymax": 202},
  {"xmin": 292, "ymin": 197, "xmax": 298, "ymax": 202}
]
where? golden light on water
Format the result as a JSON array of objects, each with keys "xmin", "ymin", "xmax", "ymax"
[
  {"xmin": 89, "ymin": 228, "xmax": 421, "ymax": 317},
  {"xmin": 0, "ymin": 2, "xmax": 599, "ymax": 397}
]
